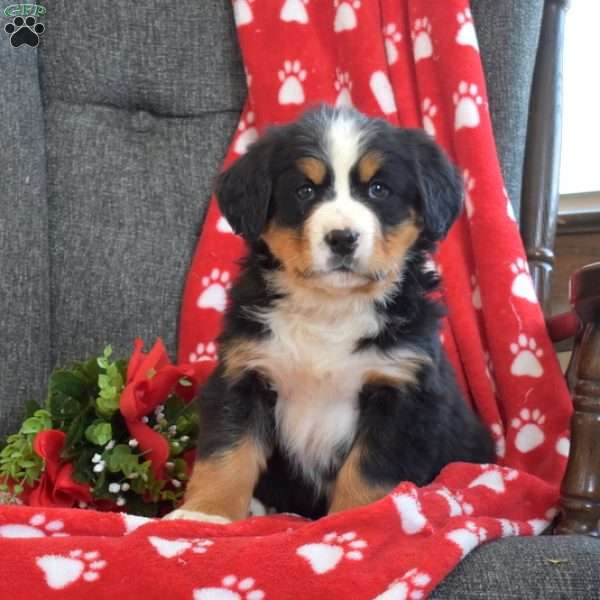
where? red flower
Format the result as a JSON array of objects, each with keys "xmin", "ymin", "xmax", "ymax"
[
  {"xmin": 119, "ymin": 338, "xmax": 214, "ymax": 478},
  {"xmin": 29, "ymin": 430, "xmax": 92, "ymax": 507}
]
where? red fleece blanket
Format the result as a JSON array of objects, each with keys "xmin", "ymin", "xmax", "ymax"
[{"xmin": 0, "ymin": 1, "xmax": 573, "ymax": 598}]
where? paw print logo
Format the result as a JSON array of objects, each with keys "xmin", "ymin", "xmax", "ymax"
[
  {"xmin": 280, "ymin": 0, "xmax": 310, "ymax": 24},
  {"xmin": 462, "ymin": 169, "xmax": 475, "ymax": 219},
  {"xmin": 456, "ymin": 8, "xmax": 478, "ymax": 50},
  {"xmin": 435, "ymin": 487, "xmax": 473, "ymax": 517},
  {"xmin": 453, "ymin": 81, "xmax": 483, "ymax": 131},
  {"xmin": 195, "ymin": 575, "xmax": 264, "ymax": 600},
  {"xmin": 490, "ymin": 422, "xmax": 506, "ymax": 458},
  {"xmin": 297, "ymin": 531, "xmax": 367, "ymax": 574},
  {"xmin": 383, "ymin": 23, "xmax": 402, "ymax": 65},
  {"xmin": 4, "ymin": 15, "xmax": 44, "ymax": 47},
  {"xmin": 189, "ymin": 342, "xmax": 217, "ymax": 363},
  {"xmin": 510, "ymin": 258, "xmax": 537, "ymax": 303},
  {"xmin": 149, "ymin": 536, "xmax": 214, "ymax": 559},
  {"xmin": 510, "ymin": 334, "xmax": 544, "ymax": 378},
  {"xmin": 277, "ymin": 59, "xmax": 307, "ymax": 105},
  {"xmin": 234, "ymin": 111, "xmax": 259, "ymax": 155},
  {"xmin": 412, "ymin": 17, "xmax": 433, "ymax": 62},
  {"xmin": 370, "ymin": 70, "xmax": 396, "ymax": 115},
  {"xmin": 197, "ymin": 268, "xmax": 232, "ymax": 313},
  {"xmin": 0, "ymin": 513, "xmax": 67, "ymax": 538},
  {"xmin": 333, "ymin": 0, "xmax": 361, "ymax": 33},
  {"xmin": 446, "ymin": 521, "xmax": 487, "ymax": 558},
  {"xmin": 421, "ymin": 98, "xmax": 437, "ymax": 138},
  {"xmin": 468, "ymin": 464, "xmax": 518, "ymax": 493},
  {"xmin": 470, "ymin": 274, "xmax": 481, "ymax": 310},
  {"xmin": 36, "ymin": 550, "xmax": 106, "ymax": 590},
  {"xmin": 334, "ymin": 69, "xmax": 353, "ymax": 108},
  {"xmin": 233, "ymin": 0, "xmax": 254, "ymax": 27},
  {"xmin": 392, "ymin": 488, "xmax": 429, "ymax": 535},
  {"xmin": 374, "ymin": 568, "xmax": 432, "ymax": 600},
  {"xmin": 511, "ymin": 408, "xmax": 546, "ymax": 453}
]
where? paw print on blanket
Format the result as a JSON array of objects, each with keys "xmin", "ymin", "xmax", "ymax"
[
  {"xmin": 149, "ymin": 536, "xmax": 214, "ymax": 559},
  {"xmin": 510, "ymin": 257, "xmax": 537, "ymax": 303},
  {"xmin": 510, "ymin": 334, "xmax": 544, "ymax": 378},
  {"xmin": 435, "ymin": 487, "xmax": 473, "ymax": 517},
  {"xmin": 483, "ymin": 351, "xmax": 497, "ymax": 395},
  {"xmin": 453, "ymin": 81, "xmax": 483, "ymax": 131},
  {"xmin": 392, "ymin": 488, "xmax": 429, "ymax": 535},
  {"xmin": 445, "ymin": 521, "xmax": 487, "ymax": 558},
  {"xmin": 0, "ymin": 513, "xmax": 67, "ymax": 538},
  {"xmin": 217, "ymin": 216, "xmax": 235, "ymax": 234},
  {"xmin": 555, "ymin": 434, "xmax": 570, "ymax": 458},
  {"xmin": 278, "ymin": 60, "xmax": 307, "ymax": 105},
  {"xmin": 383, "ymin": 23, "xmax": 402, "ymax": 65},
  {"xmin": 280, "ymin": 0, "xmax": 310, "ymax": 24},
  {"xmin": 233, "ymin": 0, "xmax": 254, "ymax": 27},
  {"xmin": 334, "ymin": 0, "xmax": 361, "ymax": 33},
  {"xmin": 490, "ymin": 422, "xmax": 506, "ymax": 458},
  {"xmin": 470, "ymin": 274, "xmax": 481, "ymax": 310},
  {"xmin": 374, "ymin": 568, "xmax": 432, "ymax": 600},
  {"xmin": 421, "ymin": 98, "xmax": 437, "ymax": 138},
  {"xmin": 412, "ymin": 17, "xmax": 433, "ymax": 62},
  {"xmin": 334, "ymin": 69, "xmax": 353, "ymax": 107},
  {"xmin": 463, "ymin": 169, "xmax": 475, "ymax": 219},
  {"xmin": 370, "ymin": 71, "xmax": 396, "ymax": 115},
  {"xmin": 511, "ymin": 408, "xmax": 546, "ymax": 453},
  {"xmin": 497, "ymin": 518, "xmax": 520, "ymax": 538},
  {"xmin": 456, "ymin": 8, "xmax": 478, "ymax": 50},
  {"xmin": 234, "ymin": 111, "xmax": 259, "ymax": 155},
  {"xmin": 468, "ymin": 464, "xmax": 518, "ymax": 493},
  {"xmin": 189, "ymin": 342, "xmax": 217, "ymax": 364},
  {"xmin": 194, "ymin": 575, "xmax": 264, "ymax": 600},
  {"xmin": 36, "ymin": 550, "xmax": 106, "ymax": 590},
  {"xmin": 197, "ymin": 269, "xmax": 231, "ymax": 313},
  {"xmin": 296, "ymin": 531, "xmax": 367, "ymax": 574}
]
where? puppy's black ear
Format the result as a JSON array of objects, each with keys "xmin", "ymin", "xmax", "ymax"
[
  {"xmin": 215, "ymin": 134, "xmax": 275, "ymax": 242},
  {"xmin": 405, "ymin": 130, "xmax": 463, "ymax": 242}
]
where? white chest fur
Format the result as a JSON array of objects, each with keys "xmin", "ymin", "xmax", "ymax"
[{"xmin": 250, "ymin": 293, "xmax": 423, "ymax": 487}]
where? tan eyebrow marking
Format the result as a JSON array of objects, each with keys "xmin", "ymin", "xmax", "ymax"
[
  {"xmin": 357, "ymin": 151, "xmax": 384, "ymax": 183},
  {"xmin": 296, "ymin": 157, "xmax": 327, "ymax": 184}
]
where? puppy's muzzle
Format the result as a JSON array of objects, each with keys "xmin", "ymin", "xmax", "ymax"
[{"xmin": 324, "ymin": 228, "xmax": 360, "ymax": 257}]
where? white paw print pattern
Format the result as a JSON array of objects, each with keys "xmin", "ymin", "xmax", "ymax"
[
  {"xmin": 490, "ymin": 423, "xmax": 506, "ymax": 458},
  {"xmin": 149, "ymin": 536, "xmax": 214, "ymax": 559},
  {"xmin": 280, "ymin": 0, "xmax": 309, "ymax": 24},
  {"xmin": 556, "ymin": 435, "xmax": 570, "ymax": 458},
  {"xmin": 0, "ymin": 513, "xmax": 67, "ymax": 538},
  {"xmin": 334, "ymin": 68, "xmax": 353, "ymax": 107},
  {"xmin": 334, "ymin": 0, "xmax": 361, "ymax": 33},
  {"xmin": 456, "ymin": 8, "xmax": 478, "ymax": 50},
  {"xmin": 470, "ymin": 275, "xmax": 481, "ymax": 310},
  {"xmin": 392, "ymin": 488, "xmax": 429, "ymax": 535},
  {"xmin": 468, "ymin": 464, "xmax": 518, "ymax": 493},
  {"xmin": 436, "ymin": 487, "xmax": 473, "ymax": 517},
  {"xmin": 189, "ymin": 342, "xmax": 217, "ymax": 364},
  {"xmin": 510, "ymin": 258, "xmax": 537, "ymax": 303},
  {"xmin": 194, "ymin": 575, "xmax": 264, "ymax": 600},
  {"xmin": 296, "ymin": 531, "xmax": 367, "ymax": 574},
  {"xmin": 510, "ymin": 334, "xmax": 544, "ymax": 378},
  {"xmin": 463, "ymin": 169, "xmax": 475, "ymax": 219},
  {"xmin": 217, "ymin": 215, "xmax": 235, "ymax": 234},
  {"xmin": 453, "ymin": 81, "xmax": 483, "ymax": 131},
  {"xmin": 511, "ymin": 408, "xmax": 546, "ymax": 453},
  {"xmin": 233, "ymin": 0, "xmax": 254, "ymax": 27},
  {"xmin": 374, "ymin": 568, "xmax": 432, "ymax": 600},
  {"xmin": 370, "ymin": 71, "xmax": 396, "ymax": 115},
  {"xmin": 497, "ymin": 518, "xmax": 520, "ymax": 538},
  {"xmin": 421, "ymin": 98, "xmax": 437, "ymax": 137},
  {"xmin": 412, "ymin": 17, "xmax": 433, "ymax": 62},
  {"xmin": 36, "ymin": 550, "xmax": 106, "ymax": 590},
  {"xmin": 445, "ymin": 521, "xmax": 487, "ymax": 558},
  {"xmin": 197, "ymin": 268, "xmax": 231, "ymax": 313},
  {"xmin": 278, "ymin": 59, "xmax": 307, "ymax": 105},
  {"xmin": 234, "ymin": 111, "xmax": 259, "ymax": 155},
  {"xmin": 383, "ymin": 23, "xmax": 402, "ymax": 65},
  {"xmin": 484, "ymin": 351, "xmax": 497, "ymax": 394}
]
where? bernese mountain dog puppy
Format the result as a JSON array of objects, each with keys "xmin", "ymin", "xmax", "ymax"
[{"xmin": 167, "ymin": 105, "xmax": 494, "ymax": 524}]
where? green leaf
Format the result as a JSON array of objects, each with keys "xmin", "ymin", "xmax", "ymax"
[
  {"xmin": 25, "ymin": 399, "xmax": 41, "ymax": 419},
  {"xmin": 49, "ymin": 370, "xmax": 89, "ymax": 399},
  {"xmin": 63, "ymin": 413, "xmax": 86, "ymax": 455},
  {"xmin": 21, "ymin": 417, "xmax": 45, "ymax": 435},
  {"xmin": 85, "ymin": 422, "xmax": 113, "ymax": 446},
  {"xmin": 48, "ymin": 393, "xmax": 81, "ymax": 421}
]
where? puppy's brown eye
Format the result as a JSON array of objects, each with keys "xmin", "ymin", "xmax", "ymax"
[
  {"xmin": 368, "ymin": 182, "xmax": 390, "ymax": 200},
  {"xmin": 296, "ymin": 185, "xmax": 315, "ymax": 202}
]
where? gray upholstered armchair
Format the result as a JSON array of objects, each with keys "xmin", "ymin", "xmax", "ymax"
[{"xmin": 1, "ymin": 1, "xmax": 598, "ymax": 597}]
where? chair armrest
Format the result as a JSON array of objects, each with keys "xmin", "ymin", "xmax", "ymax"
[{"xmin": 555, "ymin": 262, "xmax": 600, "ymax": 536}]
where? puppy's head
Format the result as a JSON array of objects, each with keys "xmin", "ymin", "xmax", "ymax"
[{"xmin": 216, "ymin": 105, "xmax": 462, "ymax": 295}]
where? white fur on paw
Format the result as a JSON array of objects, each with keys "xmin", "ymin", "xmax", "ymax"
[
  {"xmin": 412, "ymin": 17, "xmax": 432, "ymax": 62},
  {"xmin": 197, "ymin": 268, "xmax": 231, "ymax": 313},
  {"xmin": 333, "ymin": 0, "xmax": 361, "ymax": 33},
  {"xmin": 163, "ymin": 509, "xmax": 231, "ymax": 525},
  {"xmin": 510, "ymin": 334, "xmax": 544, "ymax": 377},
  {"xmin": 511, "ymin": 408, "xmax": 546, "ymax": 453},
  {"xmin": 453, "ymin": 81, "xmax": 483, "ymax": 130}
]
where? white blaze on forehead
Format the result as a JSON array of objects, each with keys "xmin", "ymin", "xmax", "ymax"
[{"xmin": 306, "ymin": 112, "xmax": 378, "ymax": 272}]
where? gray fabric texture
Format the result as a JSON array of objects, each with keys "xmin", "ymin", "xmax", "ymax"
[
  {"xmin": 0, "ymin": 26, "xmax": 50, "ymax": 437},
  {"xmin": 431, "ymin": 535, "xmax": 600, "ymax": 599},
  {"xmin": 471, "ymin": 0, "xmax": 544, "ymax": 218}
]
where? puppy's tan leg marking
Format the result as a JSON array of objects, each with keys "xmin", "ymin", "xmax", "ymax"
[
  {"xmin": 166, "ymin": 437, "xmax": 266, "ymax": 523},
  {"xmin": 328, "ymin": 444, "xmax": 391, "ymax": 514}
]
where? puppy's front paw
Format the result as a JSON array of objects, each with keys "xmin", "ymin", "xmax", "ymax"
[{"xmin": 163, "ymin": 509, "xmax": 231, "ymax": 524}]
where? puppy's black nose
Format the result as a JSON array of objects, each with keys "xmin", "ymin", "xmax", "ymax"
[{"xmin": 324, "ymin": 228, "xmax": 359, "ymax": 256}]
